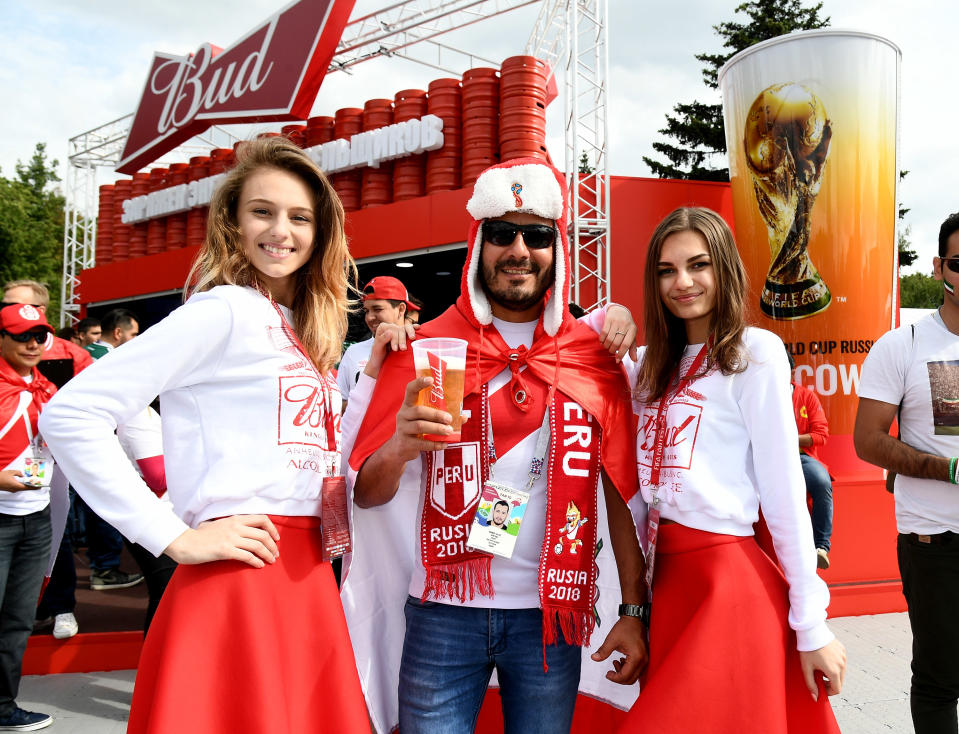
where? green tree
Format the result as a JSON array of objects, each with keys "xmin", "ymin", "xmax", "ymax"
[
  {"xmin": 897, "ymin": 170, "xmax": 917, "ymax": 268},
  {"xmin": 900, "ymin": 272, "xmax": 942, "ymax": 309},
  {"xmin": 644, "ymin": 0, "xmax": 830, "ymax": 181},
  {"xmin": 0, "ymin": 143, "xmax": 65, "ymax": 321}
]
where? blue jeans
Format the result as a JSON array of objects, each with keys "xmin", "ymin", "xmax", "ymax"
[
  {"xmin": 0, "ymin": 507, "xmax": 51, "ymax": 717},
  {"xmin": 85, "ymin": 504, "xmax": 123, "ymax": 571},
  {"xmin": 399, "ymin": 597, "xmax": 581, "ymax": 734},
  {"xmin": 800, "ymin": 454, "xmax": 833, "ymax": 552}
]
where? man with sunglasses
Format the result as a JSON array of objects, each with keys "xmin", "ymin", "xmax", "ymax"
[
  {"xmin": 341, "ymin": 158, "xmax": 645, "ymax": 734},
  {"xmin": 855, "ymin": 211, "xmax": 959, "ymax": 733},
  {"xmin": 2, "ymin": 280, "xmax": 93, "ymax": 378},
  {"xmin": 0, "ymin": 304, "xmax": 58, "ymax": 731},
  {"xmin": 338, "ymin": 276, "xmax": 420, "ymax": 405}
]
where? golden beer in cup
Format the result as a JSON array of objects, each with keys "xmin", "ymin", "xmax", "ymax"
[{"xmin": 411, "ymin": 338, "xmax": 468, "ymax": 442}]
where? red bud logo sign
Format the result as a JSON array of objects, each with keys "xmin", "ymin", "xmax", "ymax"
[{"xmin": 117, "ymin": 0, "xmax": 356, "ymax": 174}]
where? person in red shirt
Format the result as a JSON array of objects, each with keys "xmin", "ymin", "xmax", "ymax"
[
  {"xmin": 0, "ymin": 303, "xmax": 58, "ymax": 731},
  {"xmin": 788, "ymin": 352, "xmax": 834, "ymax": 569},
  {"xmin": 2, "ymin": 280, "xmax": 92, "ymax": 377}
]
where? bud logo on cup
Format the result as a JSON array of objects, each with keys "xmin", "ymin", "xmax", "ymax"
[
  {"xmin": 412, "ymin": 338, "xmax": 468, "ymax": 443},
  {"xmin": 427, "ymin": 353, "xmax": 446, "ymax": 407}
]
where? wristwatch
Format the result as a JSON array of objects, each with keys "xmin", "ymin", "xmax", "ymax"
[{"xmin": 618, "ymin": 602, "xmax": 650, "ymax": 626}]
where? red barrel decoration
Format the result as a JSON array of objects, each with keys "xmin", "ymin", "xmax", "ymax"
[
  {"xmin": 97, "ymin": 184, "xmax": 115, "ymax": 265},
  {"xmin": 164, "ymin": 163, "xmax": 189, "ymax": 251},
  {"xmin": 361, "ymin": 99, "xmax": 394, "ymax": 208},
  {"xmin": 331, "ymin": 107, "xmax": 363, "ymax": 211},
  {"xmin": 461, "ymin": 67, "xmax": 500, "ymax": 186},
  {"xmin": 187, "ymin": 156, "xmax": 211, "ymax": 248},
  {"xmin": 426, "ymin": 78, "xmax": 462, "ymax": 193},
  {"xmin": 499, "ymin": 55, "xmax": 549, "ymax": 162},
  {"xmin": 393, "ymin": 89, "xmax": 428, "ymax": 201},
  {"xmin": 112, "ymin": 179, "xmax": 133, "ymax": 262}
]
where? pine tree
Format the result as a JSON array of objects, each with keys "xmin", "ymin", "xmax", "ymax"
[{"xmin": 644, "ymin": 0, "xmax": 830, "ymax": 181}]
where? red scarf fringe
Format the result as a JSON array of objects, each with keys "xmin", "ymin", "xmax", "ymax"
[{"xmin": 422, "ymin": 557, "xmax": 494, "ymax": 603}]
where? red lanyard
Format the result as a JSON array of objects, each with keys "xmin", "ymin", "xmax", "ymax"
[
  {"xmin": 260, "ymin": 288, "xmax": 339, "ymax": 454},
  {"xmin": 648, "ymin": 341, "xmax": 710, "ymax": 488},
  {"xmin": 645, "ymin": 341, "xmax": 710, "ymax": 597}
]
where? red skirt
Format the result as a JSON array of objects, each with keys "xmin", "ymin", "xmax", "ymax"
[
  {"xmin": 127, "ymin": 516, "xmax": 369, "ymax": 734},
  {"xmin": 618, "ymin": 524, "xmax": 839, "ymax": 734}
]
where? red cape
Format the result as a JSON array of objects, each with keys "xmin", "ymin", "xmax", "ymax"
[
  {"xmin": 0, "ymin": 358, "xmax": 56, "ymax": 469},
  {"xmin": 350, "ymin": 297, "xmax": 638, "ymax": 503}
]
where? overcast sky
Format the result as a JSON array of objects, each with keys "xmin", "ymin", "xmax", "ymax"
[{"xmin": 3, "ymin": 0, "xmax": 954, "ymax": 273}]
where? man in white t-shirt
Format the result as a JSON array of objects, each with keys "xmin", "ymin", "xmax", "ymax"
[
  {"xmin": 337, "ymin": 276, "xmax": 419, "ymax": 405},
  {"xmin": 855, "ymin": 211, "xmax": 959, "ymax": 733}
]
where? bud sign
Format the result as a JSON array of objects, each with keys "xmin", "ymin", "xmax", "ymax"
[{"xmin": 118, "ymin": 0, "xmax": 356, "ymax": 174}]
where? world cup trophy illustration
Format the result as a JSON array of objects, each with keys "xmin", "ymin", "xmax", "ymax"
[{"xmin": 745, "ymin": 82, "xmax": 832, "ymax": 319}]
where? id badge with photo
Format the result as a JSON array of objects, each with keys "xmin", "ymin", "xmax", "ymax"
[
  {"xmin": 320, "ymin": 475, "xmax": 351, "ymax": 562},
  {"xmin": 466, "ymin": 480, "xmax": 530, "ymax": 559},
  {"xmin": 21, "ymin": 454, "xmax": 54, "ymax": 488}
]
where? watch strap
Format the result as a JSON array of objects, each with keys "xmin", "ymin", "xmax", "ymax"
[{"xmin": 618, "ymin": 602, "xmax": 650, "ymax": 626}]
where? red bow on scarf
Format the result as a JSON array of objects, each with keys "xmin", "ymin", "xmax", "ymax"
[{"xmin": 350, "ymin": 296, "xmax": 638, "ymax": 506}]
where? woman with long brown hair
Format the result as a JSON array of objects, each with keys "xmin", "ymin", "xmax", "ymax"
[
  {"xmin": 620, "ymin": 207, "xmax": 846, "ymax": 732},
  {"xmin": 40, "ymin": 137, "xmax": 368, "ymax": 733}
]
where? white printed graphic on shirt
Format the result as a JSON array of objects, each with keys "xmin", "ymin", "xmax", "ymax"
[{"xmin": 929, "ymin": 360, "xmax": 959, "ymax": 436}]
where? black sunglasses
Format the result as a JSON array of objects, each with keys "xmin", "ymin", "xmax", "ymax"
[
  {"xmin": 1, "ymin": 330, "xmax": 48, "ymax": 345},
  {"xmin": 482, "ymin": 221, "xmax": 556, "ymax": 250},
  {"xmin": 942, "ymin": 257, "xmax": 959, "ymax": 274}
]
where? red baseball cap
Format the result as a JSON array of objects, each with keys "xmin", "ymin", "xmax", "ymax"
[
  {"xmin": 0, "ymin": 304, "xmax": 54, "ymax": 335},
  {"xmin": 363, "ymin": 276, "xmax": 420, "ymax": 311}
]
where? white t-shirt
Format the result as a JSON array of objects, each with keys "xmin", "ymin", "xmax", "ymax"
[
  {"xmin": 337, "ymin": 338, "xmax": 373, "ymax": 402},
  {"xmin": 858, "ymin": 311, "xmax": 959, "ymax": 534},
  {"xmin": 408, "ymin": 317, "xmax": 544, "ymax": 608}
]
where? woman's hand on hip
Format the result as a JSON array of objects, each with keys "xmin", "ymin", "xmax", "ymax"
[{"xmin": 164, "ymin": 514, "xmax": 281, "ymax": 568}]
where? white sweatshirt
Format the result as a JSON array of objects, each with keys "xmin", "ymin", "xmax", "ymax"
[
  {"xmin": 39, "ymin": 285, "xmax": 342, "ymax": 556},
  {"xmin": 626, "ymin": 327, "xmax": 832, "ymax": 651}
]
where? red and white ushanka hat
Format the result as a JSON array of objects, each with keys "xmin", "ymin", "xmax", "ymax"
[{"xmin": 463, "ymin": 157, "xmax": 570, "ymax": 336}]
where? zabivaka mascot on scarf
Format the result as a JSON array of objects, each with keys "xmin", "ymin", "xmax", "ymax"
[{"xmin": 340, "ymin": 157, "xmax": 649, "ymax": 734}]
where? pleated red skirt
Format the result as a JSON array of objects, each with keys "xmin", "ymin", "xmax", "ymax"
[
  {"xmin": 127, "ymin": 516, "xmax": 369, "ymax": 734},
  {"xmin": 618, "ymin": 524, "xmax": 840, "ymax": 734}
]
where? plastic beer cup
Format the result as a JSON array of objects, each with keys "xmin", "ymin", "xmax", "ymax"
[{"xmin": 411, "ymin": 337, "xmax": 468, "ymax": 442}]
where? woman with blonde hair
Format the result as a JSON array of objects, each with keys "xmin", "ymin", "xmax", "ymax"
[
  {"xmin": 40, "ymin": 137, "xmax": 368, "ymax": 733},
  {"xmin": 619, "ymin": 206, "xmax": 846, "ymax": 732}
]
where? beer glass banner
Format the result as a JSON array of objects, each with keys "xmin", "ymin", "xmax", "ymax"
[{"xmin": 720, "ymin": 30, "xmax": 900, "ymax": 435}]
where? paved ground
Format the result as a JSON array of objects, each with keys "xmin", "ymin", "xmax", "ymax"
[{"xmin": 16, "ymin": 612, "xmax": 918, "ymax": 733}]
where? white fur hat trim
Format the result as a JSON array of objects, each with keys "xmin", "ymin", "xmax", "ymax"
[{"xmin": 467, "ymin": 164, "xmax": 564, "ymax": 221}]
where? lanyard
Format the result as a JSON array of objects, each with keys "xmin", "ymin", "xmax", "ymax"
[
  {"xmin": 259, "ymin": 288, "xmax": 339, "ymax": 463},
  {"xmin": 484, "ymin": 384, "xmax": 551, "ymax": 491},
  {"xmin": 645, "ymin": 341, "xmax": 709, "ymax": 598},
  {"xmin": 648, "ymin": 341, "xmax": 710, "ymax": 490}
]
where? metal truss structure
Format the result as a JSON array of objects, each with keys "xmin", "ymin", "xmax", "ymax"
[
  {"xmin": 62, "ymin": 0, "xmax": 609, "ymax": 321},
  {"xmin": 528, "ymin": 0, "xmax": 609, "ymax": 311}
]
